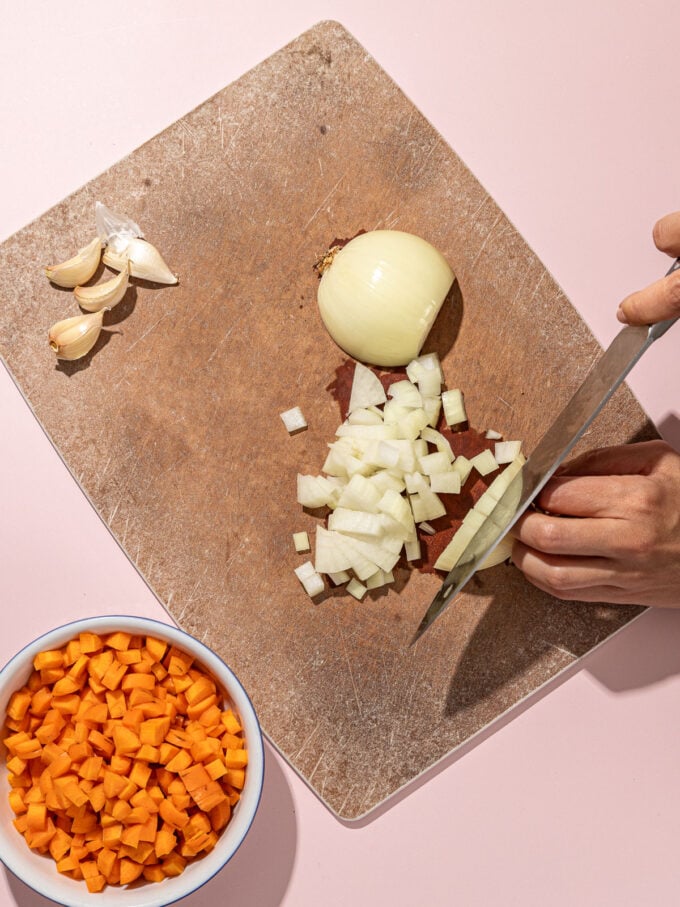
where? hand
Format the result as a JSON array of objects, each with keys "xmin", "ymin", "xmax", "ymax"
[
  {"xmin": 511, "ymin": 441, "xmax": 680, "ymax": 607},
  {"xmin": 617, "ymin": 211, "xmax": 680, "ymax": 324}
]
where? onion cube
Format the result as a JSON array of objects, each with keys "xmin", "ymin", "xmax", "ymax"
[
  {"xmin": 280, "ymin": 406, "xmax": 307, "ymax": 434},
  {"xmin": 494, "ymin": 440, "xmax": 523, "ymax": 464},
  {"xmin": 346, "ymin": 578, "xmax": 368, "ymax": 600},
  {"xmin": 429, "ymin": 472, "xmax": 462, "ymax": 494},
  {"xmin": 441, "ymin": 388, "xmax": 467, "ymax": 427},
  {"xmin": 293, "ymin": 531, "xmax": 310, "ymax": 553},
  {"xmin": 470, "ymin": 449, "xmax": 499, "ymax": 476}
]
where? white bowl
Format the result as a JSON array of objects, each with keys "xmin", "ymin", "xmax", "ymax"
[{"xmin": 0, "ymin": 615, "xmax": 264, "ymax": 907}]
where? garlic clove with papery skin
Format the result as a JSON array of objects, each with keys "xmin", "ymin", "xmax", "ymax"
[
  {"xmin": 48, "ymin": 311, "xmax": 105, "ymax": 360},
  {"xmin": 316, "ymin": 230, "xmax": 454, "ymax": 368},
  {"xmin": 103, "ymin": 237, "xmax": 178, "ymax": 285},
  {"xmin": 45, "ymin": 237, "xmax": 102, "ymax": 288},
  {"xmin": 74, "ymin": 261, "xmax": 130, "ymax": 312}
]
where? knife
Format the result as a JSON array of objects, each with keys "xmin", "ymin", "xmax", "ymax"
[{"xmin": 412, "ymin": 257, "xmax": 680, "ymax": 644}]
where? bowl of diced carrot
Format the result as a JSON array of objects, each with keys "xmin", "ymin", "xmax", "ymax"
[{"xmin": 0, "ymin": 615, "xmax": 264, "ymax": 907}]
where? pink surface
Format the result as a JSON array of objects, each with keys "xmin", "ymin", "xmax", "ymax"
[{"xmin": 1, "ymin": 3, "xmax": 679, "ymax": 905}]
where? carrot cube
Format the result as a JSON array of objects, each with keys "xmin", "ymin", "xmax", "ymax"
[
  {"xmin": 33, "ymin": 650, "xmax": 63, "ymax": 671},
  {"xmin": 119, "ymin": 858, "xmax": 145, "ymax": 885},
  {"xmin": 225, "ymin": 748, "xmax": 248, "ymax": 769},
  {"xmin": 112, "ymin": 725, "xmax": 140, "ymax": 755},
  {"xmin": 79, "ymin": 632, "xmax": 103, "ymax": 653},
  {"xmin": 105, "ymin": 631, "xmax": 132, "ymax": 651},
  {"xmin": 139, "ymin": 716, "xmax": 171, "ymax": 747},
  {"xmin": 6, "ymin": 689, "xmax": 32, "ymax": 722}
]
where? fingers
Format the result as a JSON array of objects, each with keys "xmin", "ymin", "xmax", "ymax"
[
  {"xmin": 511, "ymin": 541, "xmax": 624, "ymax": 594},
  {"xmin": 652, "ymin": 211, "xmax": 680, "ymax": 256},
  {"xmin": 616, "ymin": 268, "xmax": 680, "ymax": 325},
  {"xmin": 512, "ymin": 511, "xmax": 623, "ymax": 555},
  {"xmin": 534, "ymin": 474, "xmax": 647, "ymax": 519},
  {"xmin": 555, "ymin": 441, "xmax": 671, "ymax": 479}
]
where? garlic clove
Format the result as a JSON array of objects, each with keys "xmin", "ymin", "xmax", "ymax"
[
  {"xmin": 45, "ymin": 237, "xmax": 102, "ymax": 288},
  {"xmin": 103, "ymin": 237, "xmax": 178, "ymax": 285},
  {"xmin": 48, "ymin": 311, "xmax": 105, "ymax": 360},
  {"xmin": 74, "ymin": 261, "xmax": 130, "ymax": 312}
]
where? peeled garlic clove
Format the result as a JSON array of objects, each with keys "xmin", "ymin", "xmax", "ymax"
[
  {"xmin": 48, "ymin": 311, "xmax": 104, "ymax": 360},
  {"xmin": 74, "ymin": 261, "xmax": 130, "ymax": 312},
  {"xmin": 103, "ymin": 237, "xmax": 178, "ymax": 285},
  {"xmin": 45, "ymin": 236, "xmax": 102, "ymax": 288},
  {"xmin": 316, "ymin": 230, "xmax": 454, "ymax": 367}
]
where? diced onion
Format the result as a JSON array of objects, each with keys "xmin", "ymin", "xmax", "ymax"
[
  {"xmin": 292, "ymin": 355, "xmax": 524, "ymax": 599},
  {"xmin": 280, "ymin": 406, "xmax": 307, "ymax": 434}
]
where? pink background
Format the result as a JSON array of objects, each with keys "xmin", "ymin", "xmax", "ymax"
[{"xmin": 2, "ymin": 2, "xmax": 680, "ymax": 905}]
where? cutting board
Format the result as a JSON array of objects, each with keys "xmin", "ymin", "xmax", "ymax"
[{"xmin": 0, "ymin": 21, "xmax": 652, "ymax": 820}]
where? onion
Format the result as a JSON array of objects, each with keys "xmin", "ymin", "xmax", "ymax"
[
  {"xmin": 316, "ymin": 230, "xmax": 454, "ymax": 367},
  {"xmin": 292, "ymin": 355, "xmax": 525, "ymax": 599}
]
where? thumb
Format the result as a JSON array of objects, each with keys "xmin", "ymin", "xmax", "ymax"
[{"xmin": 617, "ymin": 269, "xmax": 680, "ymax": 325}]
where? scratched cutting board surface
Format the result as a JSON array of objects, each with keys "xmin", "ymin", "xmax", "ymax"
[{"xmin": 0, "ymin": 22, "xmax": 654, "ymax": 820}]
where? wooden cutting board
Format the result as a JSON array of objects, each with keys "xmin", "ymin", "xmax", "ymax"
[{"xmin": 0, "ymin": 21, "xmax": 652, "ymax": 820}]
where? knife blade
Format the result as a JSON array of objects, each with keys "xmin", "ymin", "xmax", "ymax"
[{"xmin": 412, "ymin": 258, "xmax": 680, "ymax": 644}]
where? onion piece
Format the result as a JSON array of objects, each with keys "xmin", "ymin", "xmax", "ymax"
[{"xmin": 316, "ymin": 230, "xmax": 454, "ymax": 367}]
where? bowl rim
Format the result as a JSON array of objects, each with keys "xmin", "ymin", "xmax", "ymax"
[{"xmin": 0, "ymin": 614, "xmax": 264, "ymax": 907}]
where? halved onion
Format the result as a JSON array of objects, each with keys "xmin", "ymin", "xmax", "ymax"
[{"xmin": 316, "ymin": 230, "xmax": 454, "ymax": 367}]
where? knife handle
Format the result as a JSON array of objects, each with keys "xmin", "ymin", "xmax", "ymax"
[{"xmin": 648, "ymin": 257, "xmax": 680, "ymax": 341}]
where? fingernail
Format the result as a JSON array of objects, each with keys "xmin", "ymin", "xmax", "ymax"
[{"xmin": 616, "ymin": 304, "xmax": 626, "ymax": 323}]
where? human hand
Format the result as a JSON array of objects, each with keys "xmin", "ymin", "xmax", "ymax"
[
  {"xmin": 617, "ymin": 211, "xmax": 680, "ymax": 324},
  {"xmin": 511, "ymin": 441, "xmax": 680, "ymax": 607}
]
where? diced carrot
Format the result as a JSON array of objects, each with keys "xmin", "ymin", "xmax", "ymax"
[
  {"xmin": 33, "ymin": 650, "xmax": 64, "ymax": 671},
  {"xmin": 101, "ymin": 823, "xmax": 124, "ymax": 847},
  {"xmin": 221, "ymin": 709, "xmax": 243, "ymax": 735},
  {"xmin": 225, "ymin": 768, "xmax": 246, "ymax": 790},
  {"xmin": 225, "ymin": 748, "xmax": 249, "ymax": 769},
  {"xmin": 165, "ymin": 749, "xmax": 192, "ymax": 773},
  {"xmin": 209, "ymin": 799, "xmax": 231, "ymax": 831},
  {"xmin": 159, "ymin": 798, "xmax": 189, "ymax": 829},
  {"xmin": 143, "ymin": 864, "xmax": 166, "ymax": 883},
  {"xmin": 96, "ymin": 846, "xmax": 117, "ymax": 877},
  {"xmin": 78, "ymin": 632, "xmax": 103, "ymax": 654},
  {"xmin": 77, "ymin": 756, "xmax": 103, "ymax": 782},
  {"xmin": 30, "ymin": 685, "xmax": 53, "ymax": 716},
  {"xmin": 67, "ymin": 654, "xmax": 90, "ymax": 682},
  {"xmin": 105, "ymin": 689, "xmax": 126, "ymax": 719},
  {"xmin": 105, "ymin": 632, "xmax": 132, "ymax": 652},
  {"xmin": 161, "ymin": 851, "xmax": 187, "ymax": 877},
  {"xmin": 205, "ymin": 759, "xmax": 228, "ymax": 782},
  {"xmin": 129, "ymin": 760, "xmax": 152, "ymax": 790},
  {"xmin": 52, "ymin": 694, "xmax": 80, "ymax": 716},
  {"xmin": 6, "ymin": 754, "xmax": 27, "ymax": 776},
  {"xmin": 187, "ymin": 695, "xmax": 219, "ymax": 721},
  {"xmin": 82, "ymin": 702, "xmax": 108, "ymax": 724},
  {"xmin": 180, "ymin": 763, "xmax": 211, "ymax": 793},
  {"xmin": 109, "ymin": 754, "xmax": 132, "ymax": 774},
  {"xmin": 121, "ymin": 672, "xmax": 155, "ymax": 692},
  {"xmin": 136, "ymin": 743, "xmax": 160, "ymax": 763},
  {"xmin": 119, "ymin": 857, "xmax": 145, "ymax": 885},
  {"xmin": 88, "ymin": 729, "xmax": 115, "ymax": 758},
  {"xmin": 165, "ymin": 646, "xmax": 193, "ymax": 676},
  {"xmin": 26, "ymin": 802, "xmax": 47, "ymax": 831},
  {"xmin": 3, "ymin": 631, "xmax": 248, "ymax": 893},
  {"xmin": 101, "ymin": 662, "xmax": 127, "ymax": 691},
  {"xmin": 139, "ymin": 715, "xmax": 171, "ymax": 747},
  {"xmin": 112, "ymin": 725, "xmax": 140, "ymax": 755},
  {"xmin": 6, "ymin": 689, "xmax": 32, "ymax": 722}
]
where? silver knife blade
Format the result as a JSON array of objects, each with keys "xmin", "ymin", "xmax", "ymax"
[{"xmin": 412, "ymin": 258, "xmax": 680, "ymax": 644}]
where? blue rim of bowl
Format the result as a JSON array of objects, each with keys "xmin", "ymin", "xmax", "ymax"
[{"xmin": 0, "ymin": 614, "xmax": 265, "ymax": 907}]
